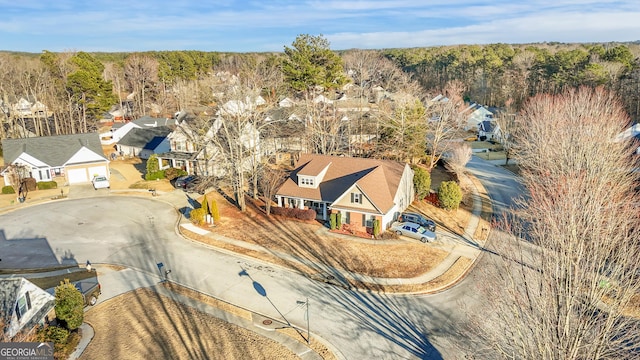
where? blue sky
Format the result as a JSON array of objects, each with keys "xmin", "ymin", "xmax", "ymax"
[{"xmin": 1, "ymin": 0, "xmax": 638, "ymax": 53}]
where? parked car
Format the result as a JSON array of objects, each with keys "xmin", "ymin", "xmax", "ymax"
[
  {"xmin": 399, "ymin": 212, "xmax": 436, "ymax": 232},
  {"xmin": 74, "ymin": 278, "xmax": 102, "ymax": 306},
  {"xmin": 185, "ymin": 177, "xmax": 205, "ymax": 194},
  {"xmin": 174, "ymin": 175, "xmax": 195, "ymax": 189},
  {"xmin": 91, "ymin": 176, "xmax": 110, "ymax": 190},
  {"xmin": 390, "ymin": 221, "xmax": 437, "ymax": 243}
]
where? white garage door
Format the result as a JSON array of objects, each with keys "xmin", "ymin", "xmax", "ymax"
[
  {"xmin": 88, "ymin": 165, "xmax": 108, "ymax": 178},
  {"xmin": 67, "ymin": 168, "xmax": 88, "ymax": 184}
]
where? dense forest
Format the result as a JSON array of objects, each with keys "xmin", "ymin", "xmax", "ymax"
[{"xmin": 0, "ymin": 40, "xmax": 638, "ymax": 140}]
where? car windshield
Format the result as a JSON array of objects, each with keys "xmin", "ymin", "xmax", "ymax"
[
  {"xmin": 94, "ymin": 176, "xmax": 107, "ymax": 181},
  {"xmin": 417, "ymin": 226, "xmax": 427, "ymax": 234}
]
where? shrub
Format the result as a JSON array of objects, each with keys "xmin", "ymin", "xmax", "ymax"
[
  {"xmin": 2, "ymin": 186, "xmax": 15, "ymax": 194},
  {"xmin": 411, "ymin": 165, "xmax": 431, "ymax": 199},
  {"xmin": 376, "ymin": 231, "xmax": 399, "ymax": 240},
  {"xmin": 336, "ymin": 213, "xmax": 342, "ymax": 230},
  {"xmin": 37, "ymin": 181, "xmax": 58, "ymax": 190},
  {"xmin": 201, "ymin": 195, "xmax": 210, "ymax": 216},
  {"xmin": 164, "ymin": 167, "xmax": 187, "ymax": 180},
  {"xmin": 23, "ymin": 177, "xmax": 37, "ymax": 191},
  {"xmin": 145, "ymin": 171, "xmax": 165, "ymax": 181},
  {"xmin": 146, "ymin": 154, "xmax": 160, "ymax": 174},
  {"xmin": 329, "ymin": 213, "xmax": 337, "ymax": 230},
  {"xmin": 372, "ymin": 219, "xmax": 381, "ymax": 236},
  {"xmin": 190, "ymin": 208, "xmax": 206, "ymax": 225},
  {"xmin": 295, "ymin": 208, "xmax": 317, "ymax": 220},
  {"xmin": 271, "ymin": 206, "xmax": 316, "ymax": 220},
  {"xmin": 54, "ymin": 279, "xmax": 84, "ymax": 330},
  {"xmin": 438, "ymin": 180, "xmax": 463, "ymax": 210},
  {"xmin": 210, "ymin": 199, "xmax": 220, "ymax": 222},
  {"xmin": 38, "ymin": 325, "xmax": 69, "ymax": 345}
]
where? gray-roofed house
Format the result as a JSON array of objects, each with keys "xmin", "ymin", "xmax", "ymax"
[
  {"xmin": 116, "ymin": 126, "xmax": 172, "ymax": 159},
  {"xmin": 478, "ymin": 120, "xmax": 501, "ymax": 141},
  {"xmin": 1, "ymin": 133, "xmax": 110, "ymax": 186},
  {"xmin": 275, "ymin": 154, "xmax": 414, "ymax": 233},
  {"xmin": 0, "ymin": 277, "xmax": 55, "ymax": 340}
]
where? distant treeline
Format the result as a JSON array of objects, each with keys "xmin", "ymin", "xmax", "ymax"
[{"xmin": 382, "ymin": 42, "xmax": 640, "ymax": 119}]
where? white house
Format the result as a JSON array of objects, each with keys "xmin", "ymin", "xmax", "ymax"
[
  {"xmin": 462, "ymin": 103, "xmax": 494, "ymax": 131},
  {"xmin": 2, "ymin": 133, "xmax": 110, "ymax": 185},
  {"xmin": 1, "ymin": 278, "xmax": 55, "ymax": 340}
]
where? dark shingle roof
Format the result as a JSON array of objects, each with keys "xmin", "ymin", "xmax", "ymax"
[
  {"xmin": 117, "ymin": 126, "xmax": 172, "ymax": 149},
  {"xmin": 2, "ymin": 133, "xmax": 106, "ymax": 166}
]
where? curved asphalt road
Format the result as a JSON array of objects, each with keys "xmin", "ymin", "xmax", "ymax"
[{"xmin": 0, "ymin": 157, "xmax": 523, "ymax": 359}]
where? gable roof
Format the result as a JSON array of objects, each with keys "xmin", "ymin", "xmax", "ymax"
[
  {"xmin": 479, "ymin": 120, "xmax": 495, "ymax": 133},
  {"xmin": 276, "ymin": 154, "xmax": 406, "ymax": 214},
  {"xmin": 132, "ymin": 116, "xmax": 177, "ymax": 128},
  {"xmin": 0, "ymin": 277, "xmax": 55, "ymax": 339},
  {"xmin": 2, "ymin": 133, "xmax": 107, "ymax": 166},
  {"xmin": 118, "ymin": 126, "xmax": 172, "ymax": 149}
]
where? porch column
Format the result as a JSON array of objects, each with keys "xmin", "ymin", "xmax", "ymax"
[
  {"xmin": 277, "ymin": 196, "xmax": 282, "ymax": 207},
  {"xmin": 322, "ymin": 203, "xmax": 327, "ymax": 220},
  {"xmin": 297, "ymin": 198, "xmax": 304, "ymax": 209}
]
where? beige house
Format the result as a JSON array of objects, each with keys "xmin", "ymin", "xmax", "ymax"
[{"xmin": 275, "ymin": 154, "xmax": 414, "ymax": 233}]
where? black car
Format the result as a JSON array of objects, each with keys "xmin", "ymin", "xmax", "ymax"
[
  {"xmin": 399, "ymin": 212, "xmax": 436, "ymax": 232},
  {"xmin": 185, "ymin": 177, "xmax": 205, "ymax": 194},
  {"xmin": 174, "ymin": 175, "xmax": 195, "ymax": 189}
]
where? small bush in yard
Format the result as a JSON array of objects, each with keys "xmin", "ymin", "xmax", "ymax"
[
  {"xmin": 438, "ymin": 180, "xmax": 462, "ymax": 210},
  {"xmin": 190, "ymin": 208, "xmax": 206, "ymax": 225},
  {"xmin": 336, "ymin": 213, "xmax": 342, "ymax": 230},
  {"xmin": 210, "ymin": 199, "xmax": 220, "ymax": 222},
  {"xmin": 24, "ymin": 177, "xmax": 37, "ymax": 191},
  {"xmin": 295, "ymin": 208, "xmax": 317, "ymax": 220},
  {"xmin": 329, "ymin": 213, "xmax": 337, "ymax": 230},
  {"xmin": 372, "ymin": 219, "xmax": 381, "ymax": 236},
  {"xmin": 37, "ymin": 181, "xmax": 58, "ymax": 190},
  {"xmin": 164, "ymin": 167, "xmax": 187, "ymax": 180},
  {"xmin": 145, "ymin": 171, "xmax": 165, "ymax": 181},
  {"xmin": 2, "ymin": 186, "xmax": 15, "ymax": 194},
  {"xmin": 376, "ymin": 230, "xmax": 399, "ymax": 240},
  {"xmin": 411, "ymin": 165, "xmax": 431, "ymax": 199}
]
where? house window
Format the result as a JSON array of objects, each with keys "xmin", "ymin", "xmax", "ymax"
[
  {"xmin": 351, "ymin": 193, "xmax": 361, "ymax": 204},
  {"xmin": 300, "ymin": 177, "xmax": 314, "ymax": 186},
  {"xmin": 15, "ymin": 292, "xmax": 31, "ymax": 320},
  {"xmin": 175, "ymin": 141, "xmax": 187, "ymax": 151}
]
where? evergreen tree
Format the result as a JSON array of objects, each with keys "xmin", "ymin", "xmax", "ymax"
[{"xmin": 54, "ymin": 279, "xmax": 84, "ymax": 330}]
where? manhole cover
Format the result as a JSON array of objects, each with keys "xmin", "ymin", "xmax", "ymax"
[{"xmin": 262, "ymin": 319, "xmax": 273, "ymax": 326}]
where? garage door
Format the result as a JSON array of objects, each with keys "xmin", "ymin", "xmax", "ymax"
[
  {"xmin": 88, "ymin": 166, "xmax": 108, "ymax": 178},
  {"xmin": 67, "ymin": 168, "xmax": 88, "ymax": 184}
]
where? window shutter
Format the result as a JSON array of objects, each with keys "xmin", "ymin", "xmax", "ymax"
[
  {"xmin": 362, "ymin": 214, "xmax": 366, "ymax": 226},
  {"xmin": 15, "ymin": 302, "xmax": 21, "ymax": 320},
  {"xmin": 351, "ymin": 193, "xmax": 354, "ymax": 203}
]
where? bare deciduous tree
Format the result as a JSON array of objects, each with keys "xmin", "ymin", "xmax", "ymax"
[
  {"xmin": 258, "ymin": 166, "xmax": 286, "ymax": 216},
  {"xmin": 476, "ymin": 87, "xmax": 640, "ymax": 359},
  {"xmin": 124, "ymin": 54, "xmax": 159, "ymax": 117},
  {"xmin": 424, "ymin": 80, "xmax": 467, "ymax": 171},
  {"xmin": 444, "ymin": 142, "xmax": 472, "ymax": 179}
]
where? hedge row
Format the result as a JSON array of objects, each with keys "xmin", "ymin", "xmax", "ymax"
[
  {"xmin": 271, "ymin": 206, "xmax": 317, "ymax": 220},
  {"xmin": 37, "ymin": 181, "xmax": 58, "ymax": 190}
]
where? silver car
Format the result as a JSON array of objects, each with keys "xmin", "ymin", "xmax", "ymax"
[{"xmin": 390, "ymin": 221, "xmax": 436, "ymax": 243}]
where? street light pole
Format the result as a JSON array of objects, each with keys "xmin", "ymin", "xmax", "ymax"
[{"xmin": 297, "ymin": 298, "xmax": 310, "ymax": 345}]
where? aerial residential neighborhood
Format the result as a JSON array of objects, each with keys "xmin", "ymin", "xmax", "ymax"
[{"xmin": 1, "ymin": 3, "xmax": 639, "ymax": 359}]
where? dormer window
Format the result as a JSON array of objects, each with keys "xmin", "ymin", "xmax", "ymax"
[
  {"xmin": 352, "ymin": 193, "xmax": 361, "ymax": 204},
  {"xmin": 299, "ymin": 176, "xmax": 315, "ymax": 187}
]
